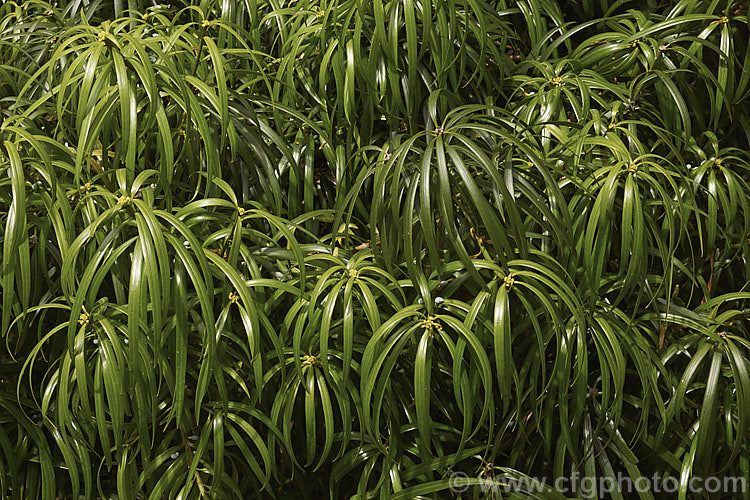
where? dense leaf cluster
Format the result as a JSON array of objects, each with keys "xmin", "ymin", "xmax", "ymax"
[{"xmin": 1, "ymin": 0, "xmax": 750, "ymax": 498}]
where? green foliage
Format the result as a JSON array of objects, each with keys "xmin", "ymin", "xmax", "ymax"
[{"xmin": 1, "ymin": 0, "xmax": 750, "ymax": 498}]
